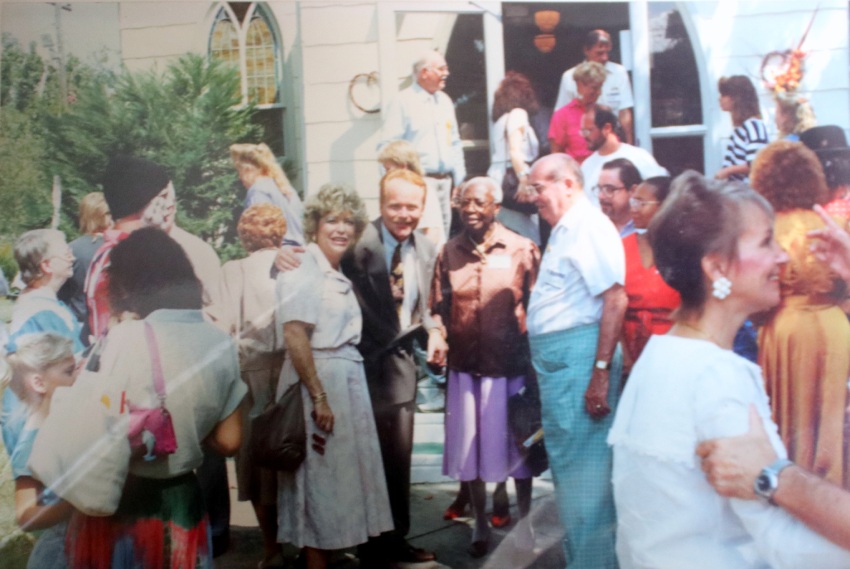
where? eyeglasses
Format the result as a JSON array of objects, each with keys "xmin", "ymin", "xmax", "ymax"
[
  {"xmin": 459, "ymin": 198, "xmax": 495, "ymax": 210},
  {"xmin": 527, "ymin": 177, "xmax": 566, "ymax": 195},
  {"xmin": 592, "ymin": 184, "xmax": 627, "ymax": 197},
  {"xmin": 427, "ymin": 65, "xmax": 449, "ymax": 73},
  {"xmin": 629, "ymin": 197, "xmax": 659, "ymax": 209}
]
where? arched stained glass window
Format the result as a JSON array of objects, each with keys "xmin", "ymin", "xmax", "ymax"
[
  {"xmin": 209, "ymin": 2, "xmax": 284, "ymax": 155},
  {"xmin": 245, "ymin": 16, "xmax": 276, "ymax": 105}
]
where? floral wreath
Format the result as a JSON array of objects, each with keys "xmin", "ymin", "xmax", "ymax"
[{"xmin": 760, "ymin": 7, "xmax": 818, "ymax": 95}]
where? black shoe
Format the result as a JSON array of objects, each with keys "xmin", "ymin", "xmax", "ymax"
[
  {"xmin": 390, "ymin": 542, "xmax": 437, "ymax": 563},
  {"xmin": 467, "ymin": 539, "xmax": 489, "ymax": 558}
]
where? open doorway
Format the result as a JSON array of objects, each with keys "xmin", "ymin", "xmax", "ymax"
[{"xmin": 501, "ymin": 2, "xmax": 631, "ymax": 112}]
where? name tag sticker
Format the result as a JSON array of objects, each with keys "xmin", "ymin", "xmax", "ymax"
[{"xmin": 487, "ymin": 254, "xmax": 511, "ymax": 269}]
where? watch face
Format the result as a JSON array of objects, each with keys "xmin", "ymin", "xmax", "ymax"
[{"xmin": 756, "ymin": 473, "xmax": 771, "ymax": 493}]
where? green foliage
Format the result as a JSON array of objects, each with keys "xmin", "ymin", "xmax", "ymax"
[
  {"xmin": 2, "ymin": 39, "xmax": 260, "ymax": 260},
  {"xmin": 0, "ymin": 242, "xmax": 18, "ymax": 289},
  {"xmin": 0, "ymin": 107, "xmax": 52, "ymax": 236},
  {"xmin": 45, "ymin": 54, "xmax": 260, "ymax": 260}
]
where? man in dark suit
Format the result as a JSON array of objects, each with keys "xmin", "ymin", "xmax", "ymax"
[{"xmin": 276, "ymin": 168, "xmax": 437, "ymax": 566}]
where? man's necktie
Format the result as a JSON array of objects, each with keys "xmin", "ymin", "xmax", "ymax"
[{"xmin": 390, "ymin": 241, "xmax": 404, "ymax": 318}]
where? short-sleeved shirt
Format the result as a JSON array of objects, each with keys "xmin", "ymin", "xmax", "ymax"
[
  {"xmin": 721, "ymin": 117, "xmax": 769, "ymax": 181},
  {"xmin": 527, "ymin": 197, "xmax": 625, "ymax": 337},
  {"xmin": 2, "ymin": 288, "xmax": 85, "ymax": 462},
  {"xmin": 97, "ymin": 309, "xmax": 246, "ymax": 479},
  {"xmin": 547, "ymin": 99, "xmax": 592, "ymax": 163},
  {"xmin": 276, "ymin": 243, "xmax": 362, "ymax": 352},
  {"xmin": 10, "ymin": 427, "xmax": 60, "ymax": 504},
  {"xmin": 555, "ymin": 61, "xmax": 634, "ymax": 112},
  {"xmin": 609, "ymin": 335, "xmax": 850, "ymax": 568},
  {"xmin": 430, "ymin": 223, "xmax": 540, "ymax": 376}
]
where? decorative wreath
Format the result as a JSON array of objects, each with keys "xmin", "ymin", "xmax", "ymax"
[
  {"xmin": 761, "ymin": 49, "xmax": 806, "ymax": 94},
  {"xmin": 348, "ymin": 72, "xmax": 381, "ymax": 114}
]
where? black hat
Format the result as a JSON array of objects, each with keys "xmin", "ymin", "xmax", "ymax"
[
  {"xmin": 800, "ymin": 126, "xmax": 850, "ymax": 158},
  {"xmin": 101, "ymin": 156, "xmax": 170, "ymax": 220}
]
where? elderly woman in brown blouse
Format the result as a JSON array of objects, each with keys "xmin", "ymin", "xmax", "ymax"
[{"xmin": 427, "ymin": 176, "xmax": 541, "ymax": 558}]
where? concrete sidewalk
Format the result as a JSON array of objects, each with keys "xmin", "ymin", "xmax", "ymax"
[{"xmin": 219, "ymin": 468, "xmax": 567, "ymax": 569}]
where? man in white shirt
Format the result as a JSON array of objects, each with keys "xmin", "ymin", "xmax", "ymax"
[
  {"xmin": 379, "ymin": 50, "xmax": 467, "ymax": 237},
  {"xmin": 555, "ymin": 30, "xmax": 634, "ymax": 144},
  {"xmin": 581, "ymin": 105, "xmax": 667, "ymax": 206},
  {"xmin": 526, "ymin": 153, "xmax": 627, "ymax": 569}
]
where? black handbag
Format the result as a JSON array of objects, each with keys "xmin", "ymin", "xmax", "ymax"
[
  {"xmin": 507, "ymin": 380, "xmax": 549, "ymax": 477},
  {"xmin": 502, "ymin": 167, "xmax": 538, "ymax": 215},
  {"xmin": 250, "ymin": 381, "xmax": 306, "ymax": 471}
]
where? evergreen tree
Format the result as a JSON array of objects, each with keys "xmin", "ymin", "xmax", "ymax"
[{"xmin": 46, "ymin": 54, "xmax": 259, "ymax": 260}]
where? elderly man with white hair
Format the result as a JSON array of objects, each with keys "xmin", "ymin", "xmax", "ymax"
[
  {"xmin": 428, "ymin": 176, "xmax": 541, "ymax": 558},
  {"xmin": 379, "ymin": 49, "xmax": 466, "ymax": 237}
]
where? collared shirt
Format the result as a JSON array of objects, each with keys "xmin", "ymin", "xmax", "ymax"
[
  {"xmin": 555, "ymin": 60, "xmax": 635, "ymax": 112},
  {"xmin": 379, "ymin": 81, "xmax": 466, "ymax": 182},
  {"xmin": 276, "ymin": 243, "xmax": 362, "ymax": 351},
  {"xmin": 619, "ymin": 219, "xmax": 636, "ymax": 238},
  {"xmin": 380, "ymin": 223, "xmax": 419, "ymax": 330},
  {"xmin": 548, "ymin": 99, "xmax": 592, "ymax": 163},
  {"xmin": 527, "ymin": 196, "xmax": 625, "ymax": 336},
  {"xmin": 430, "ymin": 223, "xmax": 540, "ymax": 376}
]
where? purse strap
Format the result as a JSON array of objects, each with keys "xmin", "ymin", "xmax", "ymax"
[{"xmin": 143, "ymin": 321, "xmax": 167, "ymax": 408}]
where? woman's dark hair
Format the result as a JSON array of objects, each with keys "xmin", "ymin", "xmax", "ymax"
[
  {"xmin": 649, "ymin": 171, "xmax": 773, "ymax": 314},
  {"xmin": 718, "ymin": 75, "xmax": 761, "ymax": 125},
  {"xmin": 642, "ymin": 176, "xmax": 673, "ymax": 203},
  {"xmin": 601, "ymin": 158, "xmax": 642, "ymax": 189},
  {"xmin": 107, "ymin": 227, "xmax": 203, "ymax": 318},
  {"xmin": 750, "ymin": 140, "xmax": 828, "ymax": 211},
  {"xmin": 492, "ymin": 71, "xmax": 540, "ymax": 122}
]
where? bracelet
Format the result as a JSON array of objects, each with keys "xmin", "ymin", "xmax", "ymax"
[{"xmin": 311, "ymin": 391, "xmax": 328, "ymax": 405}]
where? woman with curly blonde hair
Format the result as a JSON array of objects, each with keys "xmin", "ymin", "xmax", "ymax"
[
  {"xmin": 230, "ymin": 142, "xmax": 304, "ymax": 245},
  {"xmin": 774, "ymin": 93, "xmax": 816, "ymax": 141},
  {"xmin": 275, "ymin": 184, "xmax": 392, "ymax": 569},
  {"xmin": 751, "ymin": 140, "xmax": 850, "ymax": 489}
]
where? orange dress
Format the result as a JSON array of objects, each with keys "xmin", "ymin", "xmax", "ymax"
[
  {"xmin": 759, "ymin": 209, "xmax": 850, "ymax": 488},
  {"xmin": 622, "ymin": 233, "xmax": 681, "ymax": 364}
]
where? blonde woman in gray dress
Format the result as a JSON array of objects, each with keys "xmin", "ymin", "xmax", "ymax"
[{"xmin": 275, "ymin": 184, "xmax": 393, "ymax": 569}]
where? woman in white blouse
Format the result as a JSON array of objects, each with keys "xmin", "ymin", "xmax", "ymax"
[{"xmin": 608, "ymin": 171, "xmax": 850, "ymax": 568}]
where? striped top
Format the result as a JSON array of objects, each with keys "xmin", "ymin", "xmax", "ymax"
[{"xmin": 721, "ymin": 117, "xmax": 769, "ymax": 181}]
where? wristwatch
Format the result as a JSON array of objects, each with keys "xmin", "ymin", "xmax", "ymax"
[
  {"xmin": 594, "ymin": 360, "xmax": 611, "ymax": 371},
  {"xmin": 754, "ymin": 458, "xmax": 793, "ymax": 504}
]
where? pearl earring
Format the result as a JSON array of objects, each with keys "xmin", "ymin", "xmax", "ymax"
[{"xmin": 712, "ymin": 276, "xmax": 732, "ymax": 300}]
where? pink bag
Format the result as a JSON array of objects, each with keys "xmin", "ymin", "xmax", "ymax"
[{"xmin": 127, "ymin": 322, "xmax": 178, "ymax": 460}]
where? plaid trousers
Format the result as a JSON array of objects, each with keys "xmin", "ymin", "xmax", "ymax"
[{"xmin": 530, "ymin": 323, "xmax": 622, "ymax": 569}]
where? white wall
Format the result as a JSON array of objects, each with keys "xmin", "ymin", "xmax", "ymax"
[{"xmin": 683, "ymin": 0, "xmax": 849, "ymax": 174}]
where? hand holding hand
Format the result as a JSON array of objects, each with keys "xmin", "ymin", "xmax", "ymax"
[
  {"xmin": 696, "ymin": 405, "xmax": 778, "ymax": 500},
  {"xmin": 427, "ymin": 329, "xmax": 449, "ymax": 367}
]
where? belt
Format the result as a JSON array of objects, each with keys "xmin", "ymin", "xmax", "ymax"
[{"xmin": 425, "ymin": 171, "xmax": 452, "ymax": 180}]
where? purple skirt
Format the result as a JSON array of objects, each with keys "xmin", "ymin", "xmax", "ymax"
[{"xmin": 442, "ymin": 370, "xmax": 533, "ymax": 482}]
